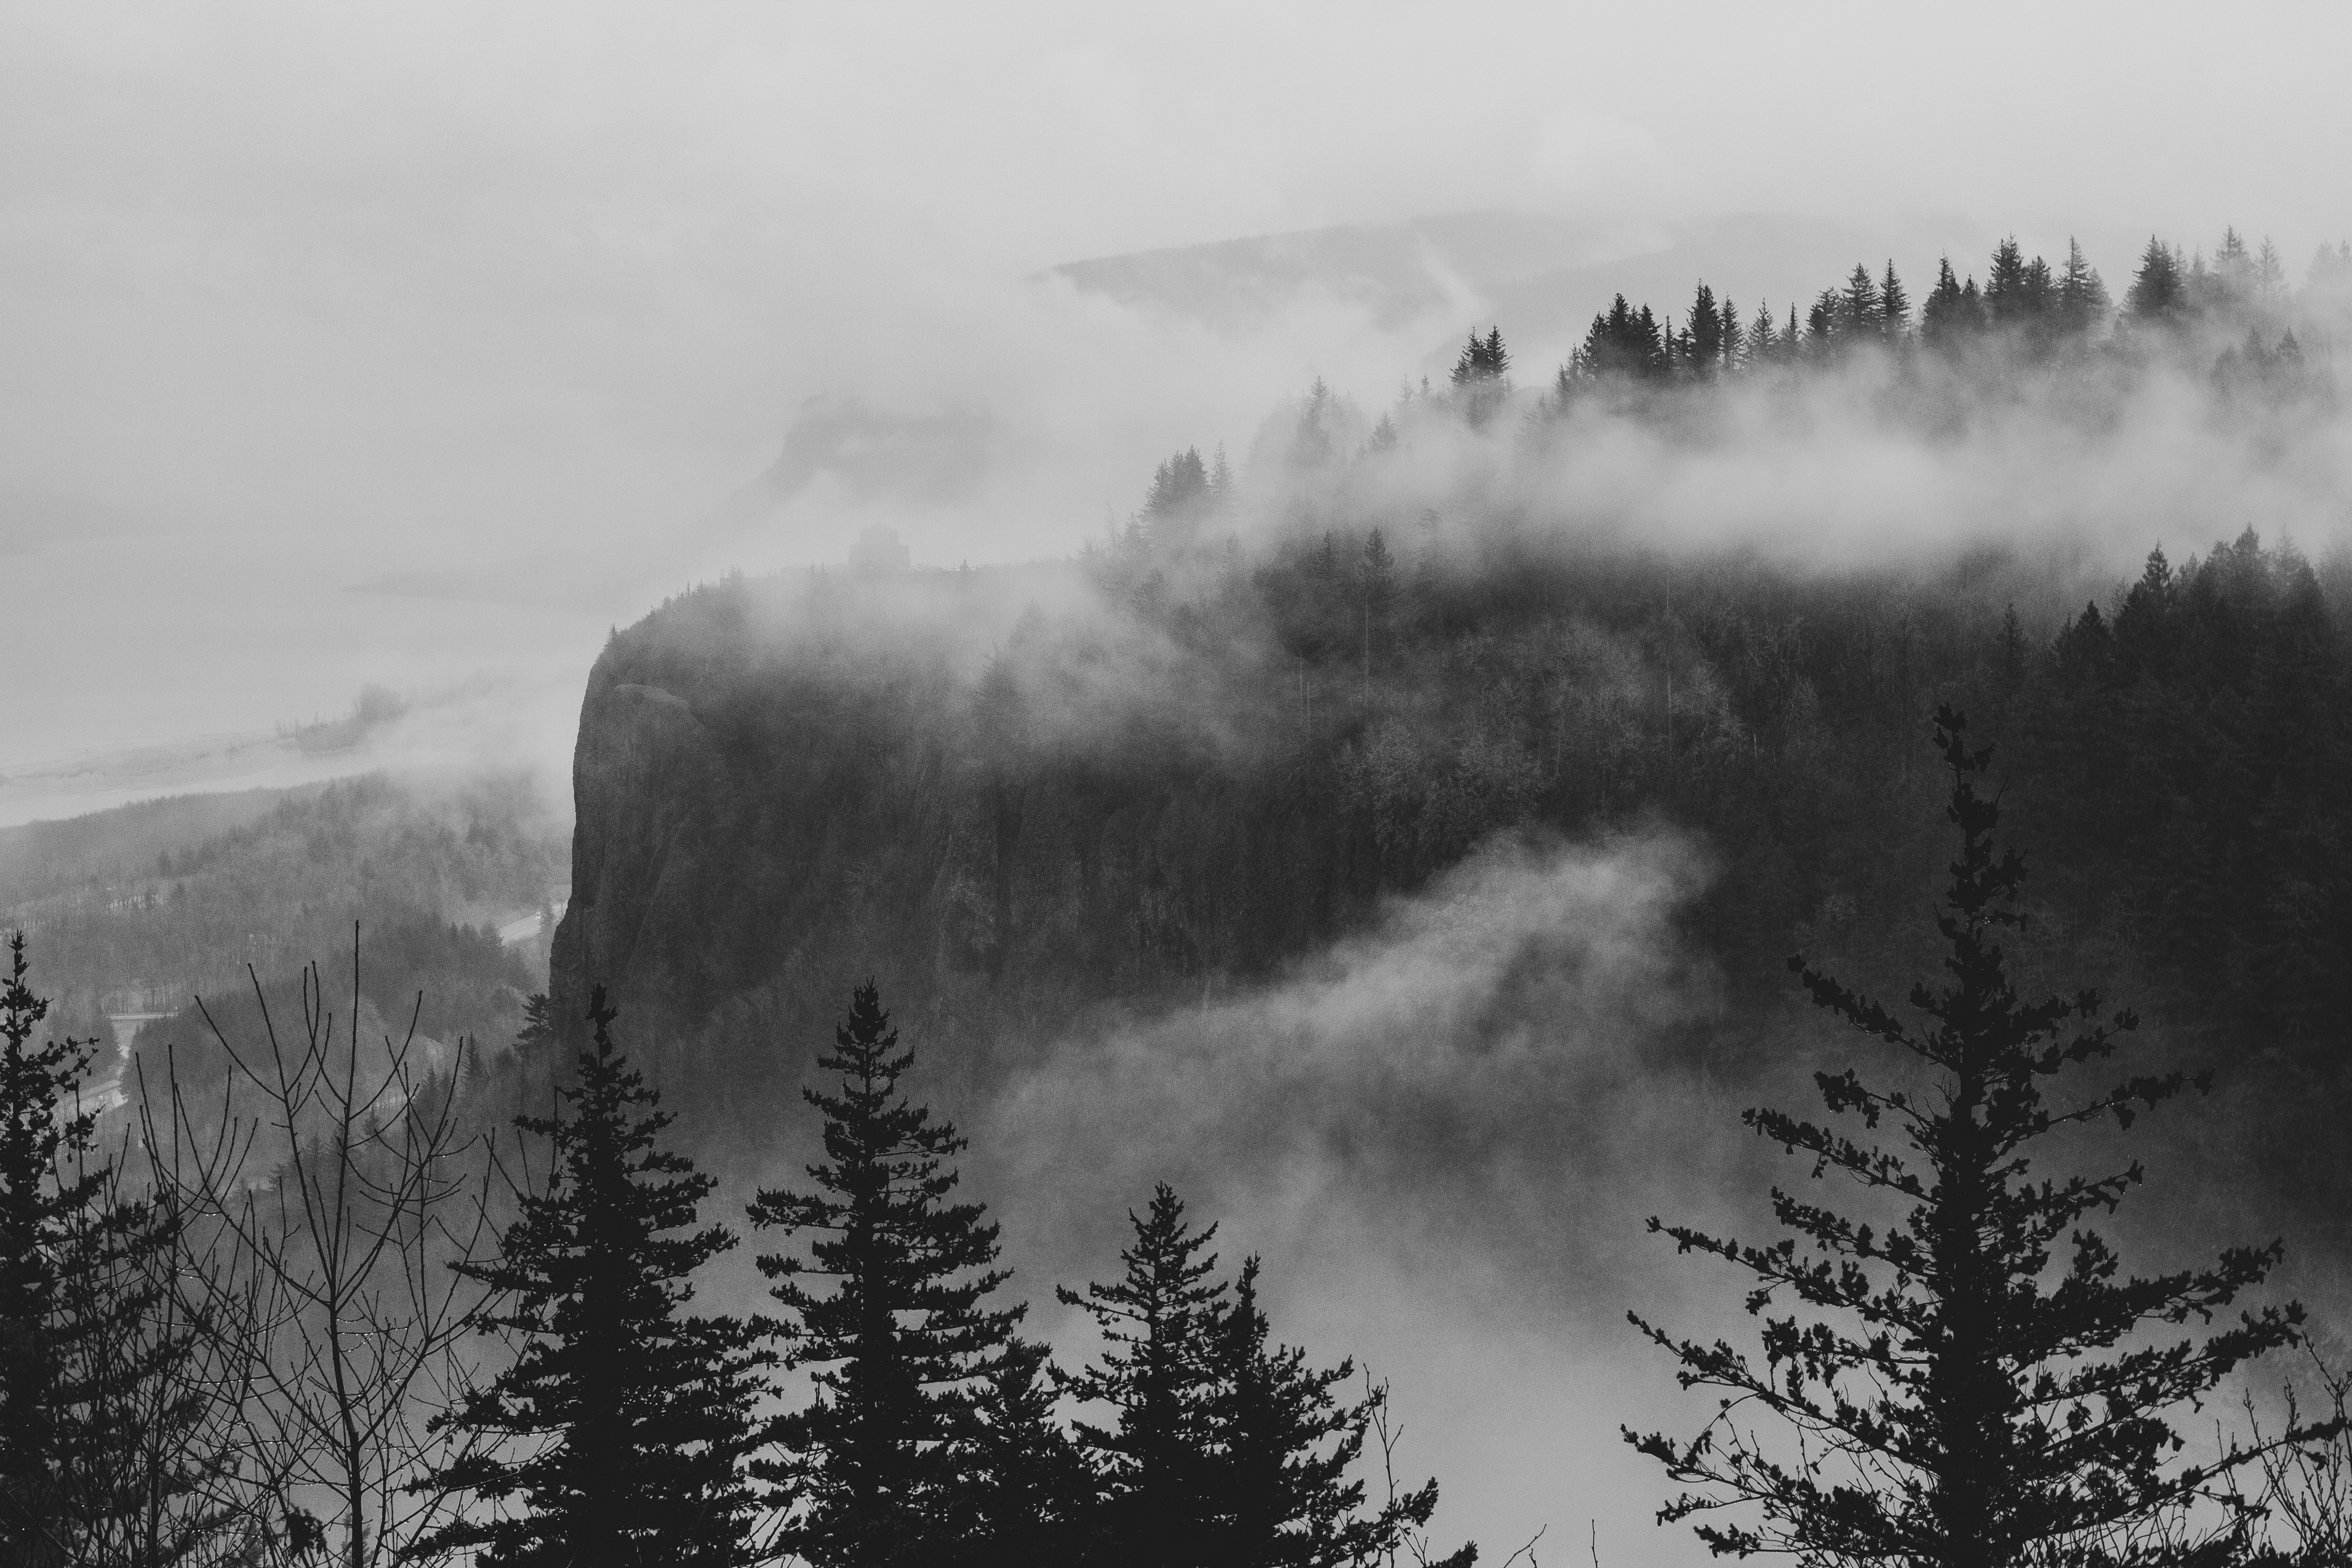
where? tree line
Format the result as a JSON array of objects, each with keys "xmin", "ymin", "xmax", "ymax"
[
  {"xmin": 13, "ymin": 712, "xmax": 2352, "ymax": 1562},
  {"xmin": 0, "ymin": 930, "xmax": 1471, "ymax": 1566},
  {"xmin": 1542, "ymin": 226, "xmax": 2327, "ymax": 395}
]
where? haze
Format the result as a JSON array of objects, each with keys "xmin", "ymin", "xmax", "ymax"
[{"xmin": 4, "ymin": 0, "xmax": 2347, "ymax": 807}]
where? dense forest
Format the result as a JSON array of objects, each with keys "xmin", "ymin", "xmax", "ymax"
[
  {"xmin": 11, "ymin": 224, "xmax": 2352, "ymax": 1565},
  {"xmin": 2, "ymin": 772, "xmax": 567, "ymax": 1060}
]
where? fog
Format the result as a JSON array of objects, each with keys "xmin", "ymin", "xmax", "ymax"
[
  {"xmin": 10, "ymin": 10, "xmax": 2352, "ymax": 1557},
  {"xmin": 986, "ymin": 830, "xmax": 1733, "ymax": 1561},
  {"xmin": 9, "ymin": 2, "xmax": 2352, "ymax": 810}
]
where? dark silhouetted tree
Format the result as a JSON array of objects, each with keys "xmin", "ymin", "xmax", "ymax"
[
  {"xmin": 2128, "ymin": 236, "xmax": 2186, "ymax": 322},
  {"xmin": 1921, "ymin": 257, "xmax": 1973, "ymax": 347},
  {"xmin": 1880, "ymin": 260, "xmax": 1909, "ymax": 338},
  {"xmin": 1986, "ymin": 236, "xmax": 2032, "ymax": 329},
  {"xmin": 2056, "ymin": 238, "xmax": 2111, "ymax": 338},
  {"xmin": 1627, "ymin": 710, "xmax": 2328, "ymax": 1566},
  {"xmin": 1, "ymin": 931, "xmax": 106, "ymax": 1566},
  {"xmin": 752, "ymin": 981, "xmax": 1023, "ymax": 1568},
  {"xmin": 1202, "ymin": 1256, "xmax": 1469, "ymax": 1568},
  {"xmin": 1837, "ymin": 264, "xmax": 1882, "ymax": 341},
  {"xmin": 943, "ymin": 1339, "xmax": 1095, "ymax": 1568},
  {"xmin": 413, "ymin": 988, "xmax": 771, "ymax": 1568},
  {"xmin": 1688, "ymin": 282, "xmax": 1723, "ymax": 372},
  {"xmin": 1058, "ymin": 1184, "xmax": 1227, "ymax": 1567}
]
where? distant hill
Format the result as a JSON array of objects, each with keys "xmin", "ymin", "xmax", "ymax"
[{"xmin": 7, "ymin": 770, "xmax": 568, "ymax": 1055}]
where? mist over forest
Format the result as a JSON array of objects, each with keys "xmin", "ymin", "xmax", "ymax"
[{"xmin": 11, "ymin": 8, "xmax": 2352, "ymax": 1561}]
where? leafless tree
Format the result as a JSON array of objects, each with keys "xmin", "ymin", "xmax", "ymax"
[{"xmin": 140, "ymin": 935, "xmax": 511, "ymax": 1567}]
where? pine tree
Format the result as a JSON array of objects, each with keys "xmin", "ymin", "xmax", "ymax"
[
  {"xmin": 1627, "ymin": 710, "xmax": 2329, "ymax": 1565},
  {"xmin": 753, "ymin": 981, "xmax": 1023, "ymax": 1568},
  {"xmin": 943, "ymin": 1339, "xmax": 1095, "ymax": 1568},
  {"xmin": 1142, "ymin": 449, "xmax": 1210, "ymax": 549},
  {"xmin": 2056, "ymin": 238, "xmax": 2111, "ymax": 339},
  {"xmin": 1997, "ymin": 604, "xmax": 2028, "ymax": 695},
  {"xmin": 1806, "ymin": 291, "xmax": 1839, "ymax": 353},
  {"xmin": 1057, "ymin": 1184, "xmax": 1227, "ymax": 1567},
  {"xmin": 1482, "ymin": 325, "xmax": 1509, "ymax": 381},
  {"xmin": 1202, "ymin": 1257, "xmax": 1467, "ymax": 1568},
  {"xmin": 1717, "ymin": 296, "xmax": 1744, "ymax": 367},
  {"xmin": 0, "ymin": 933, "xmax": 199, "ymax": 1567},
  {"xmin": 1, "ymin": 931, "xmax": 101, "ymax": 1565},
  {"xmin": 1880, "ymin": 259, "xmax": 1909, "ymax": 339},
  {"xmin": 1921, "ymin": 257, "xmax": 1967, "ymax": 347},
  {"xmin": 1986, "ymin": 236, "xmax": 2030, "ymax": 326},
  {"xmin": 1687, "ymin": 282, "xmax": 1723, "ymax": 372},
  {"xmin": 415, "ymin": 988, "xmax": 771, "ymax": 1568},
  {"xmin": 2127, "ymin": 236, "xmax": 2185, "ymax": 322},
  {"xmin": 1837, "ymin": 263, "xmax": 1881, "ymax": 341},
  {"xmin": 1747, "ymin": 301, "xmax": 1777, "ymax": 366}
]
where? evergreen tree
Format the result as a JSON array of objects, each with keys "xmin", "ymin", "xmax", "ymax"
[
  {"xmin": 2214, "ymin": 226, "xmax": 2255, "ymax": 312},
  {"xmin": 1985, "ymin": 236, "xmax": 2031, "ymax": 327},
  {"xmin": 1836, "ymin": 263, "xmax": 1882, "ymax": 341},
  {"xmin": 2127, "ymin": 236, "xmax": 2185, "ymax": 322},
  {"xmin": 2021, "ymin": 254, "xmax": 2055, "ymax": 325},
  {"xmin": 2055, "ymin": 238, "xmax": 2112, "ymax": 339},
  {"xmin": 1359, "ymin": 530, "xmax": 1397, "ymax": 680},
  {"xmin": 753, "ymin": 981, "xmax": 1023, "ymax": 1568},
  {"xmin": 944, "ymin": 1339, "xmax": 1095, "ymax": 1568},
  {"xmin": 1447, "ymin": 328, "xmax": 1508, "ymax": 387},
  {"xmin": 1717, "ymin": 295, "xmax": 1744, "ymax": 366},
  {"xmin": 1142, "ymin": 449, "xmax": 1211, "ymax": 549},
  {"xmin": 0, "ymin": 930, "xmax": 104, "ymax": 1566},
  {"xmin": 1057, "ymin": 1184, "xmax": 1227, "ymax": 1567},
  {"xmin": 415, "ymin": 988, "xmax": 771, "ymax": 1568},
  {"xmin": 1747, "ymin": 301, "xmax": 1777, "ymax": 366},
  {"xmin": 1688, "ymin": 282, "xmax": 1723, "ymax": 372},
  {"xmin": 1202, "ymin": 1257, "xmax": 1468, "ymax": 1568},
  {"xmin": 1293, "ymin": 379, "xmax": 1337, "ymax": 465},
  {"xmin": 1921, "ymin": 257, "xmax": 1967, "ymax": 347},
  {"xmin": 0, "ymin": 933, "xmax": 203, "ymax": 1567},
  {"xmin": 2255, "ymin": 236, "xmax": 2289, "ymax": 315},
  {"xmin": 1627, "ymin": 711, "xmax": 2328, "ymax": 1565},
  {"xmin": 1806, "ymin": 291, "xmax": 1839, "ymax": 353},
  {"xmin": 1880, "ymin": 259, "xmax": 1909, "ymax": 339},
  {"xmin": 1997, "ymin": 604, "xmax": 2028, "ymax": 696}
]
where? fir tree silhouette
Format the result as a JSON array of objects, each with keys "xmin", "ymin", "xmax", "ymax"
[
  {"xmin": 0, "ymin": 933, "xmax": 202, "ymax": 1566},
  {"xmin": 1058, "ymin": 1183, "xmax": 1227, "ymax": 1567},
  {"xmin": 414, "ymin": 987, "xmax": 771, "ymax": 1568},
  {"xmin": 1626, "ymin": 709, "xmax": 2332, "ymax": 1565},
  {"xmin": 1203, "ymin": 1256, "xmax": 1468, "ymax": 1568},
  {"xmin": 752, "ymin": 979, "xmax": 1023, "ymax": 1568}
]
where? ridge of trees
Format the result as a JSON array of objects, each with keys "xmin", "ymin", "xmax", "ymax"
[{"xmin": 3, "ymin": 944, "xmax": 1476, "ymax": 1565}]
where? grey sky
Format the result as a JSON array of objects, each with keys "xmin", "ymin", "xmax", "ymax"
[{"xmin": 4, "ymin": 1, "xmax": 2348, "ymax": 789}]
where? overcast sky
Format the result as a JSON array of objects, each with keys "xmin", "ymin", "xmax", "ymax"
[{"xmin": 6, "ymin": 1, "xmax": 2349, "ymax": 785}]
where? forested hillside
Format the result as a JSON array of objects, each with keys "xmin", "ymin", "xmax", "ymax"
[
  {"xmin": 554, "ymin": 227, "xmax": 2352, "ymax": 1260},
  {"xmin": 8, "ymin": 772, "xmax": 567, "ymax": 1059}
]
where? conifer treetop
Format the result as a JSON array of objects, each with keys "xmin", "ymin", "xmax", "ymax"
[{"xmin": 1625, "ymin": 708, "xmax": 2332, "ymax": 1565}]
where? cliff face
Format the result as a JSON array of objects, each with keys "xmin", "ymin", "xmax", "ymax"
[
  {"xmin": 546, "ymin": 564, "xmax": 1391, "ymax": 1103},
  {"xmin": 549, "ymin": 537, "xmax": 2352, "ymax": 1232},
  {"xmin": 550, "ymin": 679, "xmax": 721, "ymax": 1036}
]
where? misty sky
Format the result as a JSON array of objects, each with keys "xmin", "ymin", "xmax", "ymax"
[{"xmin": 6, "ymin": 1, "xmax": 2349, "ymax": 802}]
